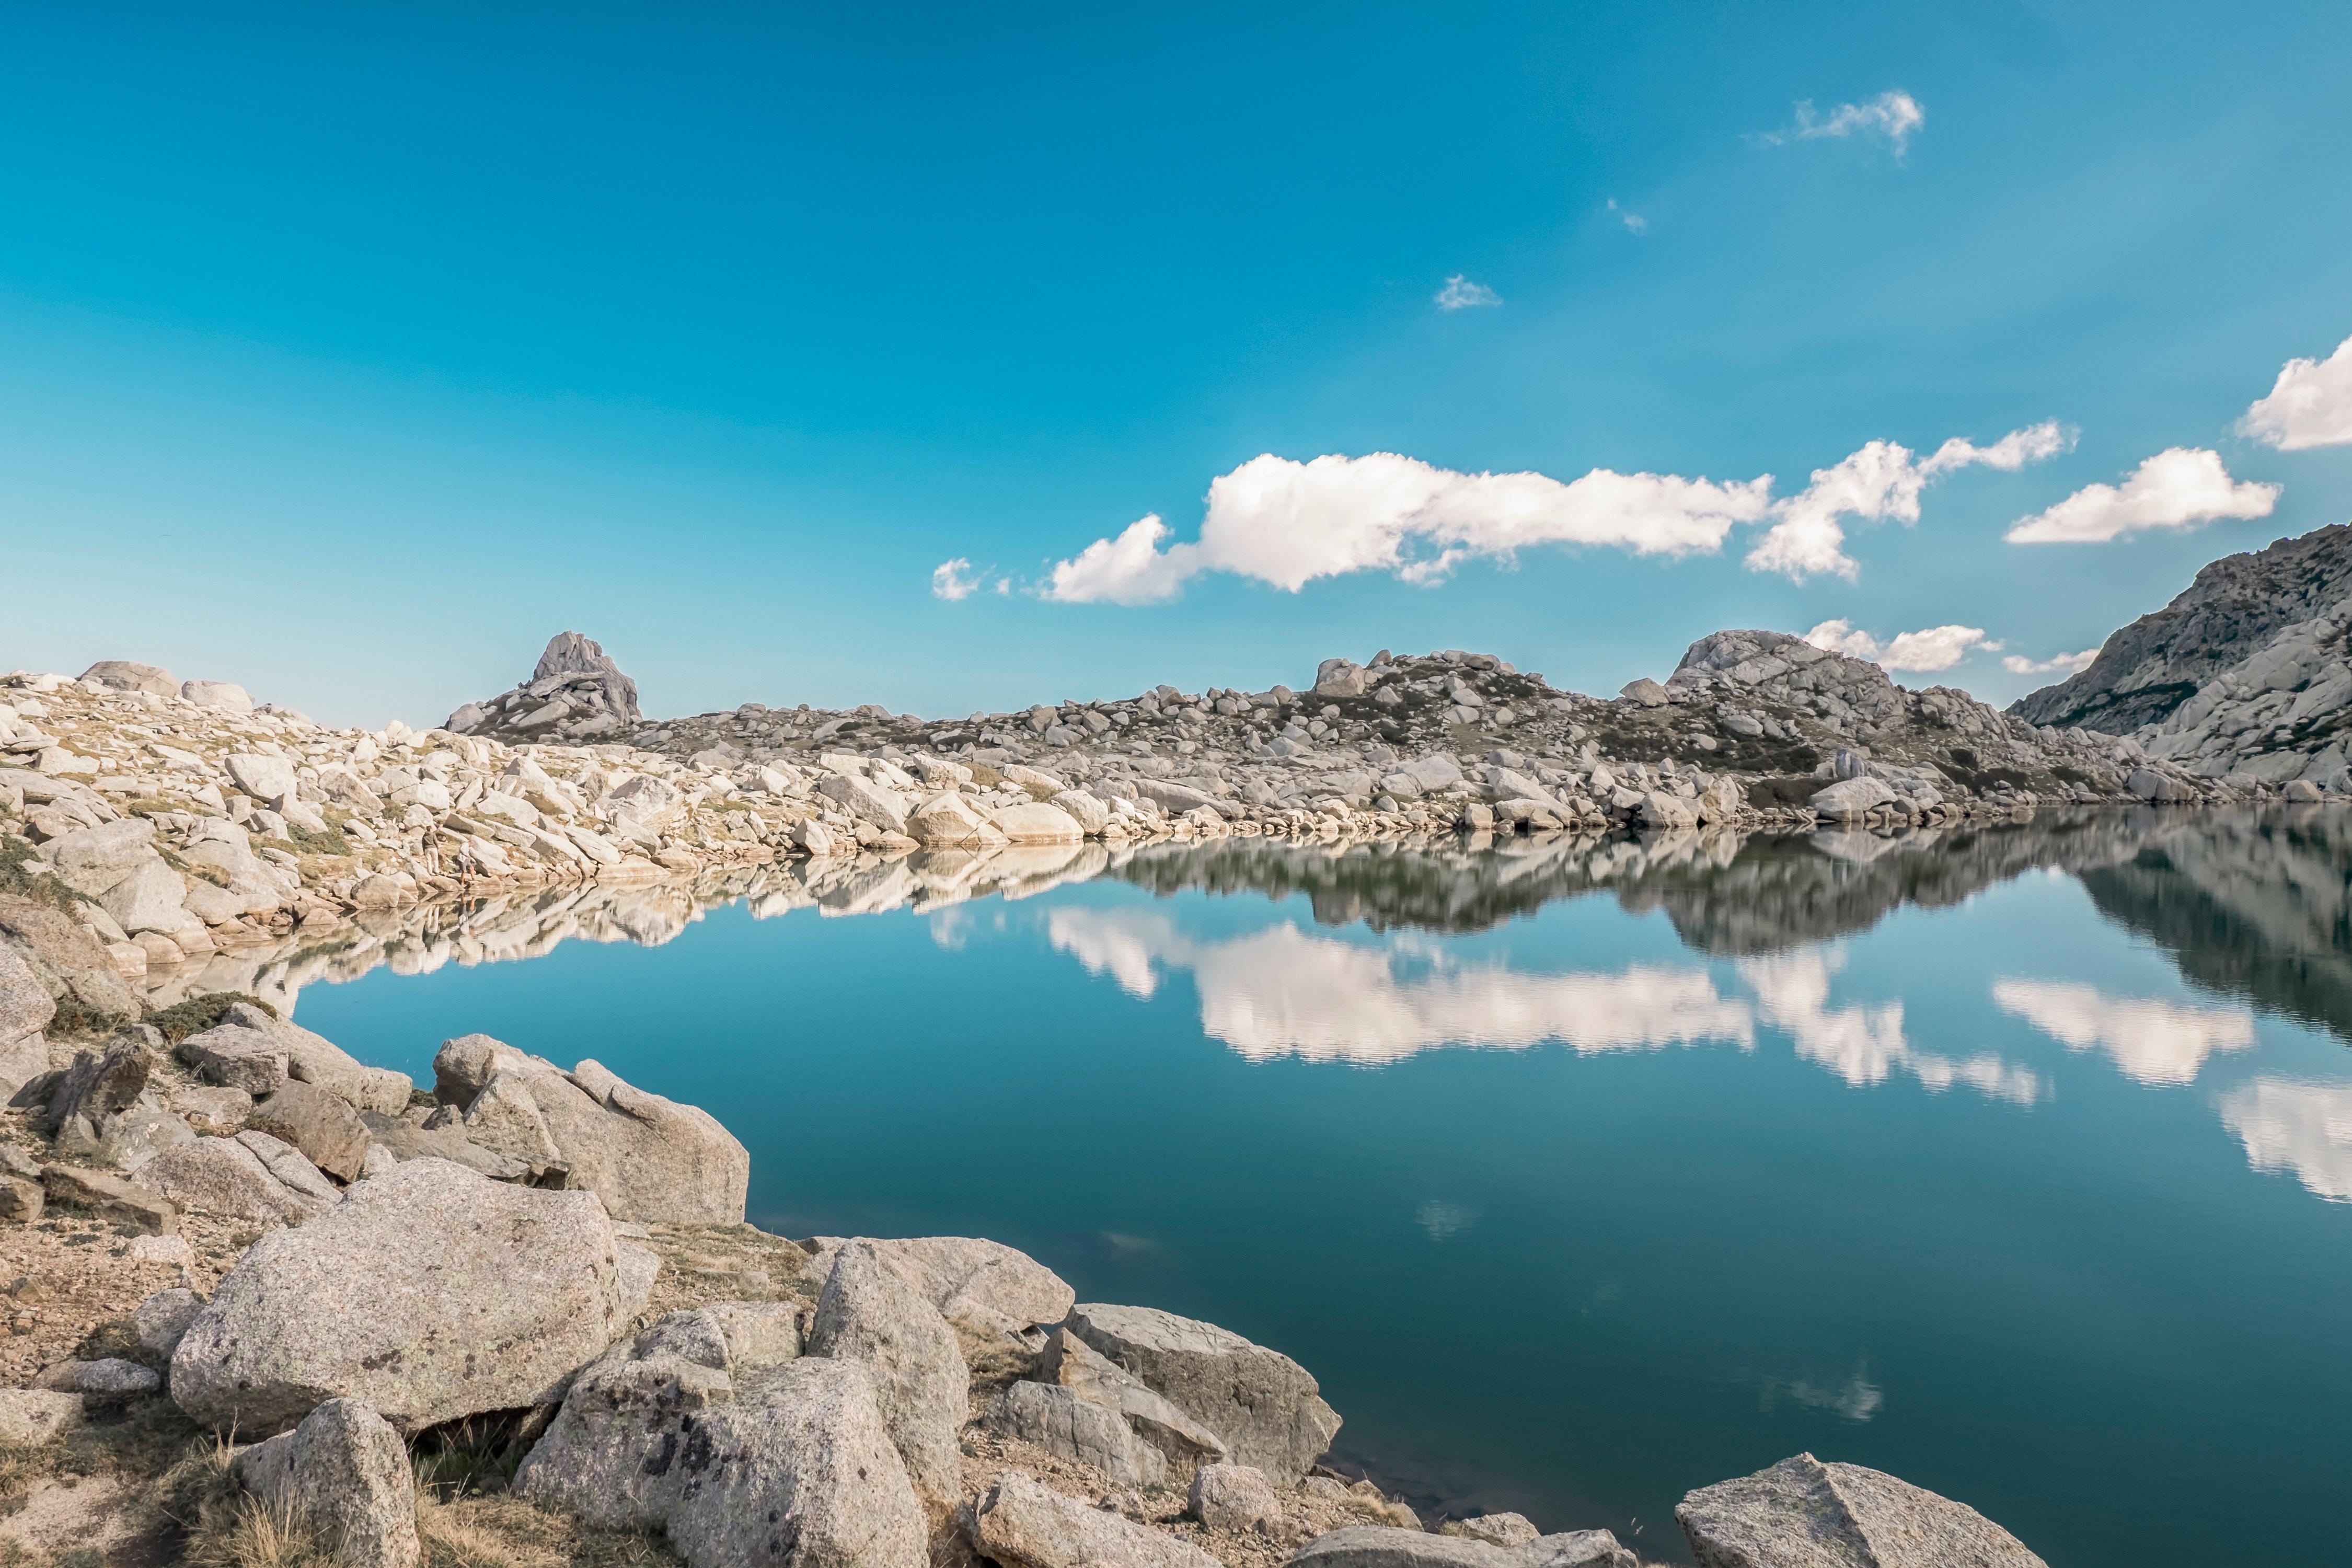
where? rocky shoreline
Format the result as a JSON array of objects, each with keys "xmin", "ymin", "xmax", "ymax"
[
  {"xmin": 0, "ymin": 932, "xmax": 2053, "ymax": 1566},
  {"xmin": 6, "ymin": 627, "xmax": 2307, "ymax": 1005}
]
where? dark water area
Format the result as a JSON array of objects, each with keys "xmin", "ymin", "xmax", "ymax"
[{"xmin": 290, "ymin": 808, "xmax": 2352, "ymax": 1566}]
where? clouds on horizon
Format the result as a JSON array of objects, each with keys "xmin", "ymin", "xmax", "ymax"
[
  {"xmin": 2239, "ymin": 331, "xmax": 2352, "ymax": 451},
  {"xmin": 1025, "ymin": 422, "xmax": 2067, "ymax": 605},
  {"xmin": 1804, "ymin": 619, "xmax": 1997, "ymax": 673},
  {"xmin": 2002, "ymin": 648, "xmax": 2099, "ymax": 676},
  {"xmin": 1758, "ymin": 90, "xmax": 1925, "ymax": 158},
  {"xmin": 2005, "ymin": 447, "xmax": 2278, "ymax": 544}
]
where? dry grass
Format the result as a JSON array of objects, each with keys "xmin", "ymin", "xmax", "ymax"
[
  {"xmin": 417, "ymin": 1496, "xmax": 675, "ymax": 1568},
  {"xmin": 180, "ymin": 1495, "xmax": 332, "ymax": 1568}
]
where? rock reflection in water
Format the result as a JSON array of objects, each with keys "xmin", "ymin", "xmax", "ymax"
[{"xmin": 177, "ymin": 811, "xmax": 2352, "ymax": 1070}]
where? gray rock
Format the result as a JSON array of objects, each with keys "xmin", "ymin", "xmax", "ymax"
[
  {"xmin": 1039, "ymin": 1327, "xmax": 1228, "ymax": 1477},
  {"xmin": 225, "ymin": 753, "xmax": 299, "ymax": 803},
  {"xmin": 1675, "ymin": 1452, "xmax": 2046, "ymax": 1568},
  {"xmin": 965, "ymin": 1471, "xmax": 1219, "ymax": 1568},
  {"xmin": 0, "ymin": 1389, "xmax": 86, "ymax": 1445},
  {"xmin": 171, "ymin": 1157, "xmax": 644, "ymax": 1433},
  {"xmin": 805, "ymin": 1239, "xmax": 968, "ymax": 1516},
  {"xmin": 180, "ymin": 1004, "xmax": 410, "ymax": 1114},
  {"xmin": 181, "ymin": 680, "xmax": 254, "ymax": 711},
  {"xmin": 1639, "ymin": 790, "xmax": 1698, "ymax": 829},
  {"xmin": 1440, "ymin": 1515, "xmax": 1540, "ymax": 1549},
  {"xmin": 0, "ymin": 941, "xmax": 54, "ymax": 1100},
  {"xmin": 1618, "ymin": 678, "xmax": 1669, "ymax": 707},
  {"xmin": 705, "ymin": 1299, "xmax": 803, "ymax": 1376},
  {"xmin": 1290, "ymin": 1528, "xmax": 1632, "ymax": 1568},
  {"xmin": 42, "ymin": 817, "xmax": 161, "ymax": 898},
  {"xmin": 169, "ymin": 1084, "xmax": 253, "ymax": 1136},
  {"xmin": 233, "ymin": 1398, "xmax": 420, "ymax": 1568},
  {"xmin": 1809, "ymin": 777, "xmax": 1897, "ymax": 818},
  {"xmin": 74, "ymin": 1356, "xmax": 161, "ymax": 1399},
  {"xmin": 1067, "ymin": 1303, "xmax": 1339, "ymax": 1480},
  {"xmin": 33, "ymin": 1036, "xmax": 154, "ymax": 1142},
  {"xmin": 1190, "ymin": 1462, "xmax": 1278, "ymax": 1530},
  {"xmin": 817, "ymin": 773, "xmax": 912, "ymax": 835},
  {"xmin": 78, "ymin": 661, "xmax": 179, "ymax": 698},
  {"xmin": 97, "ymin": 859, "xmax": 191, "ymax": 935},
  {"xmin": 515, "ymin": 1346, "xmax": 734, "ymax": 1528},
  {"xmin": 985, "ymin": 1379, "xmax": 1166, "ymax": 1488},
  {"xmin": 247, "ymin": 1079, "xmax": 373, "ymax": 1182},
  {"xmin": 39, "ymin": 1163, "xmax": 177, "ymax": 1232},
  {"xmin": 668, "ymin": 1357, "xmax": 927, "ymax": 1568},
  {"xmin": 134, "ymin": 1131, "xmax": 338, "ymax": 1225},
  {"xmin": 134, "ymin": 1287, "xmax": 206, "ymax": 1359},
  {"xmin": 425, "ymin": 1037, "xmax": 747, "ymax": 1225},
  {"xmin": 1315, "ymin": 660, "xmax": 1371, "ymax": 700},
  {"xmin": 798, "ymin": 1235, "xmax": 1075, "ymax": 1346}
]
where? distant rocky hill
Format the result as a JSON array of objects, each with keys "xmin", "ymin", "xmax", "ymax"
[{"xmin": 2011, "ymin": 524, "xmax": 2352, "ymax": 787}]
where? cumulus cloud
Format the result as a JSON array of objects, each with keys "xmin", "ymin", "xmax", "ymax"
[
  {"xmin": 1759, "ymin": 90, "xmax": 1926, "ymax": 157},
  {"xmin": 2005, "ymin": 448, "xmax": 2279, "ymax": 544},
  {"xmin": 2002, "ymin": 649, "xmax": 2099, "ymax": 677},
  {"xmin": 1745, "ymin": 950, "xmax": 2042, "ymax": 1103},
  {"xmin": 930, "ymin": 558, "xmax": 985, "ymax": 602},
  {"xmin": 2239, "ymin": 331, "xmax": 2352, "ymax": 451},
  {"xmin": 1747, "ymin": 422, "xmax": 2072, "ymax": 580},
  {"xmin": 1435, "ymin": 274, "xmax": 1501, "ymax": 310},
  {"xmin": 2219, "ymin": 1078, "xmax": 2352, "ymax": 1203},
  {"xmin": 1606, "ymin": 198, "xmax": 1648, "ymax": 235},
  {"xmin": 1993, "ymin": 979, "xmax": 2255, "ymax": 1085},
  {"xmin": 1803, "ymin": 619, "xmax": 1999, "ymax": 673},
  {"xmin": 1039, "ymin": 422, "xmax": 2068, "ymax": 604}
]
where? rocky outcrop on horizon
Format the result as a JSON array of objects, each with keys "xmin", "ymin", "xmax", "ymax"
[
  {"xmin": 2012, "ymin": 523, "xmax": 2352, "ymax": 789},
  {"xmin": 443, "ymin": 630, "xmax": 643, "ymax": 745}
]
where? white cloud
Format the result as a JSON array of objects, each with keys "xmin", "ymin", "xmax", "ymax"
[
  {"xmin": 1044, "ymin": 907, "xmax": 1755, "ymax": 1065},
  {"xmin": 1435, "ymin": 274, "xmax": 1501, "ymax": 310},
  {"xmin": 1992, "ymin": 979, "xmax": 2255, "ymax": 1085},
  {"xmin": 1606, "ymin": 198, "xmax": 1648, "ymax": 235},
  {"xmin": 1039, "ymin": 422, "xmax": 2067, "ymax": 604},
  {"xmin": 930, "ymin": 558, "xmax": 984, "ymax": 601},
  {"xmin": 1747, "ymin": 422, "xmax": 2072, "ymax": 580},
  {"xmin": 2002, "ymin": 649, "xmax": 2099, "ymax": 677},
  {"xmin": 1803, "ymin": 619, "xmax": 1998, "ymax": 673},
  {"xmin": 1759, "ymin": 90, "xmax": 1926, "ymax": 157},
  {"xmin": 1745, "ymin": 950, "xmax": 2042, "ymax": 1103},
  {"xmin": 2239, "ymin": 332, "xmax": 2352, "ymax": 451},
  {"xmin": 2005, "ymin": 448, "xmax": 2279, "ymax": 544},
  {"xmin": 2218, "ymin": 1078, "xmax": 2352, "ymax": 1202}
]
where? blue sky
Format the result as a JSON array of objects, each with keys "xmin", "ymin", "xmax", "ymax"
[{"xmin": 4, "ymin": 2, "xmax": 2350, "ymax": 728}]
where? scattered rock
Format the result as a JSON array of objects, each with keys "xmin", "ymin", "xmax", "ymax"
[
  {"xmin": 246, "ymin": 1079, "xmax": 373, "ymax": 1182},
  {"xmin": 797, "ymin": 1234, "xmax": 1074, "ymax": 1347},
  {"xmin": 668, "ymin": 1356, "xmax": 927, "ymax": 1568},
  {"xmin": 966, "ymin": 1471, "xmax": 1220, "ymax": 1568},
  {"xmin": 135, "ymin": 1132, "xmax": 338, "ymax": 1225},
  {"xmin": 985, "ymin": 1379, "xmax": 1167, "ymax": 1489},
  {"xmin": 133, "ymin": 1286, "xmax": 206, "ymax": 1359},
  {"xmin": 38, "ymin": 1165, "xmax": 176, "ymax": 1233},
  {"xmin": 1441, "ymin": 1514, "xmax": 1540, "ymax": 1549},
  {"xmin": 1038, "ymin": 1326, "xmax": 1228, "ymax": 1476},
  {"xmin": 514, "ymin": 1343, "xmax": 734, "ymax": 1528},
  {"xmin": 1067, "ymin": 1302, "xmax": 1340, "ymax": 1480},
  {"xmin": 0, "ymin": 1389, "xmax": 86, "ymax": 1445},
  {"xmin": 1292, "ymin": 1526, "xmax": 1632, "ymax": 1568},
  {"xmin": 1190, "ymin": 1462, "xmax": 1279, "ymax": 1530},
  {"xmin": 1675, "ymin": 1452, "xmax": 2046, "ymax": 1568},
  {"xmin": 804, "ymin": 1238, "xmax": 969, "ymax": 1516},
  {"xmin": 233, "ymin": 1398, "xmax": 421, "ymax": 1568}
]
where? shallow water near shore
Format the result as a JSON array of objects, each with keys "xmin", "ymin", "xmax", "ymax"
[{"xmin": 286, "ymin": 809, "xmax": 2352, "ymax": 1566}]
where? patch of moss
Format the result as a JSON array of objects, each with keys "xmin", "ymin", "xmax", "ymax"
[{"xmin": 146, "ymin": 991, "xmax": 279, "ymax": 1044}]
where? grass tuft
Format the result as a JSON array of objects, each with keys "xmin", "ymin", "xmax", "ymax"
[{"xmin": 147, "ymin": 992, "xmax": 279, "ymax": 1044}]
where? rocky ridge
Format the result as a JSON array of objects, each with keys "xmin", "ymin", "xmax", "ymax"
[{"xmin": 2012, "ymin": 522, "xmax": 2352, "ymax": 789}]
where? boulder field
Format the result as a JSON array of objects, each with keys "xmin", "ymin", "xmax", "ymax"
[
  {"xmin": 0, "ymin": 988, "xmax": 2051, "ymax": 1567},
  {"xmin": 9, "ymin": 621, "xmax": 2304, "ymax": 1002}
]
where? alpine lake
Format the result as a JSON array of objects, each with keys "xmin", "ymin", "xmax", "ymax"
[{"xmin": 245, "ymin": 807, "xmax": 2352, "ymax": 1567}]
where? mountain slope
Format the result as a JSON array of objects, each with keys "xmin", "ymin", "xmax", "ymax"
[{"xmin": 2011, "ymin": 523, "xmax": 2352, "ymax": 786}]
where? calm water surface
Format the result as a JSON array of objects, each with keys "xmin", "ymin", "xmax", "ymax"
[{"xmin": 286, "ymin": 810, "xmax": 2352, "ymax": 1566}]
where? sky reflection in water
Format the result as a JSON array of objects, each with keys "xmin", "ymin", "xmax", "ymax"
[{"xmin": 287, "ymin": 809, "xmax": 2352, "ymax": 1566}]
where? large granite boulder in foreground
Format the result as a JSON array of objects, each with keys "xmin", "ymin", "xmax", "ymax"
[
  {"xmin": 425, "ymin": 1033, "xmax": 748, "ymax": 1224},
  {"xmin": 171, "ymin": 1157, "xmax": 655, "ymax": 1433},
  {"xmin": 1677, "ymin": 1452, "xmax": 2046, "ymax": 1567},
  {"xmin": 805, "ymin": 1239, "xmax": 969, "ymax": 1517},
  {"xmin": 797, "ymin": 1233, "xmax": 1076, "ymax": 1347},
  {"xmin": 1067, "ymin": 1302, "xmax": 1339, "ymax": 1480}
]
